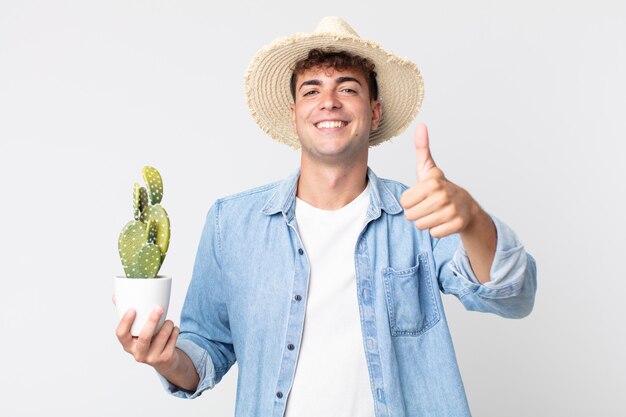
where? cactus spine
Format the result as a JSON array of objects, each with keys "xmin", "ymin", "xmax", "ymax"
[{"xmin": 118, "ymin": 166, "xmax": 171, "ymax": 278}]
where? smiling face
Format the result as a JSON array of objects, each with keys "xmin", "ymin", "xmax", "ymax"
[{"xmin": 290, "ymin": 66, "xmax": 382, "ymax": 166}]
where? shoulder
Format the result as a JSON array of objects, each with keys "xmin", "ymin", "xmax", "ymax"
[
  {"xmin": 205, "ymin": 178, "xmax": 283, "ymax": 223},
  {"xmin": 368, "ymin": 170, "xmax": 410, "ymax": 204},
  {"xmin": 377, "ymin": 177, "xmax": 410, "ymax": 194},
  {"xmin": 217, "ymin": 180, "xmax": 282, "ymax": 205}
]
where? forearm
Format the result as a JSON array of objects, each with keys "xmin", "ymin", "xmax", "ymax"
[
  {"xmin": 459, "ymin": 204, "xmax": 497, "ymax": 284},
  {"xmin": 158, "ymin": 348, "xmax": 200, "ymax": 392}
]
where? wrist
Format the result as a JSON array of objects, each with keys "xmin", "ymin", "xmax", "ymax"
[
  {"xmin": 155, "ymin": 348, "xmax": 182, "ymax": 378},
  {"xmin": 462, "ymin": 198, "xmax": 484, "ymax": 235}
]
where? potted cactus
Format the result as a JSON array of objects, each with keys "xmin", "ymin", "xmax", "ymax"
[{"xmin": 114, "ymin": 166, "xmax": 172, "ymax": 336}]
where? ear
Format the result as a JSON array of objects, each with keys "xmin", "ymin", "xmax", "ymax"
[
  {"xmin": 370, "ymin": 100, "xmax": 382, "ymax": 131},
  {"xmin": 289, "ymin": 103, "xmax": 297, "ymax": 133}
]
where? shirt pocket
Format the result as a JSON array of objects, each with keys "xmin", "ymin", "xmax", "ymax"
[{"xmin": 382, "ymin": 252, "xmax": 440, "ymax": 337}]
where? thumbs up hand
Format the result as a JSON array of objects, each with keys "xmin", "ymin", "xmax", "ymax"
[{"xmin": 399, "ymin": 124, "xmax": 479, "ymax": 239}]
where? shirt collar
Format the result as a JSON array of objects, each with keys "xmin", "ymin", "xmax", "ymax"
[{"xmin": 261, "ymin": 166, "xmax": 403, "ymax": 222}]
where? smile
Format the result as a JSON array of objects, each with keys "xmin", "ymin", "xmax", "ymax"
[{"xmin": 315, "ymin": 120, "xmax": 348, "ymax": 129}]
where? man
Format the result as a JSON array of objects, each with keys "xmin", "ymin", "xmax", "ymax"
[{"xmin": 116, "ymin": 16, "xmax": 537, "ymax": 417}]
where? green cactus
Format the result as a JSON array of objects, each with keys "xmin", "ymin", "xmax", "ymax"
[
  {"xmin": 118, "ymin": 166, "xmax": 171, "ymax": 278},
  {"xmin": 133, "ymin": 183, "xmax": 149, "ymax": 221},
  {"xmin": 142, "ymin": 166, "xmax": 163, "ymax": 205}
]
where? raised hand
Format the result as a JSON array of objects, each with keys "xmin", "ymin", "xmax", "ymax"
[{"xmin": 400, "ymin": 124, "xmax": 478, "ymax": 239}]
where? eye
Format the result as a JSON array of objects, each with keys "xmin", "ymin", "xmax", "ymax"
[
  {"xmin": 340, "ymin": 87, "xmax": 358, "ymax": 94},
  {"xmin": 302, "ymin": 90, "xmax": 318, "ymax": 97}
]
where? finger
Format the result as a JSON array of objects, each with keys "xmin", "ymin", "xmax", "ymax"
[
  {"xmin": 135, "ymin": 306, "xmax": 163, "ymax": 358},
  {"xmin": 429, "ymin": 218, "xmax": 465, "ymax": 239},
  {"xmin": 152, "ymin": 326, "xmax": 180, "ymax": 375},
  {"xmin": 400, "ymin": 174, "xmax": 446, "ymax": 209},
  {"xmin": 399, "ymin": 183, "xmax": 428, "ymax": 209},
  {"xmin": 411, "ymin": 203, "xmax": 455, "ymax": 230},
  {"xmin": 414, "ymin": 124, "xmax": 438, "ymax": 182},
  {"xmin": 162, "ymin": 326, "xmax": 180, "ymax": 359},
  {"xmin": 403, "ymin": 193, "xmax": 448, "ymax": 222},
  {"xmin": 148, "ymin": 320, "xmax": 175, "ymax": 357},
  {"xmin": 116, "ymin": 309, "xmax": 136, "ymax": 348}
]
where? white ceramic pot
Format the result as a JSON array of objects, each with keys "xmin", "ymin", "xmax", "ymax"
[{"xmin": 114, "ymin": 275, "xmax": 172, "ymax": 336}]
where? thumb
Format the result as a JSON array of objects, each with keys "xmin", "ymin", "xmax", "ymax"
[{"xmin": 414, "ymin": 124, "xmax": 443, "ymax": 182}]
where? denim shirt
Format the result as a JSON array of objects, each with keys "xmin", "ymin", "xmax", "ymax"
[{"xmin": 160, "ymin": 167, "xmax": 537, "ymax": 417}]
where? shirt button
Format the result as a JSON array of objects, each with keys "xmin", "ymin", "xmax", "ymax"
[
  {"xmin": 287, "ymin": 343, "xmax": 295, "ymax": 350},
  {"xmin": 276, "ymin": 391, "xmax": 283, "ymax": 399},
  {"xmin": 294, "ymin": 294, "xmax": 302, "ymax": 301},
  {"xmin": 298, "ymin": 248, "xmax": 304, "ymax": 255}
]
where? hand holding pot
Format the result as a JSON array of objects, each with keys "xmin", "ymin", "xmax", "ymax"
[
  {"xmin": 113, "ymin": 302, "xmax": 200, "ymax": 391},
  {"xmin": 115, "ymin": 306, "xmax": 181, "ymax": 376}
]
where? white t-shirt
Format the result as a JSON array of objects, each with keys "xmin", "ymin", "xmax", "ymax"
[{"xmin": 284, "ymin": 183, "xmax": 376, "ymax": 417}]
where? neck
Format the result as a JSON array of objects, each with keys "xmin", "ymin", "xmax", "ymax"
[{"xmin": 297, "ymin": 157, "xmax": 368, "ymax": 210}]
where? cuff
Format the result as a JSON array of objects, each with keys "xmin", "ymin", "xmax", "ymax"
[
  {"xmin": 450, "ymin": 213, "xmax": 528, "ymax": 297},
  {"xmin": 157, "ymin": 338, "xmax": 217, "ymax": 399}
]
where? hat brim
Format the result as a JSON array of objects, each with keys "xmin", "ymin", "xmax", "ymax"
[{"xmin": 245, "ymin": 32, "xmax": 424, "ymax": 149}]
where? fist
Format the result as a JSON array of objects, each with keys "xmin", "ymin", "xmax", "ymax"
[{"xmin": 400, "ymin": 124, "xmax": 478, "ymax": 238}]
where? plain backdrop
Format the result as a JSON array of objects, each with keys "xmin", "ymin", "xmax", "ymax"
[{"xmin": 1, "ymin": 1, "xmax": 624, "ymax": 416}]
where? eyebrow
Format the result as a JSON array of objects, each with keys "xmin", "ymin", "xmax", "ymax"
[{"xmin": 298, "ymin": 76, "xmax": 362, "ymax": 91}]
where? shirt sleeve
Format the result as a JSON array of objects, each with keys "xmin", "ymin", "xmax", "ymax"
[
  {"xmin": 434, "ymin": 213, "xmax": 537, "ymax": 318},
  {"xmin": 157, "ymin": 339, "xmax": 218, "ymax": 399},
  {"xmin": 158, "ymin": 201, "xmax": 237, "ymax": 399}
]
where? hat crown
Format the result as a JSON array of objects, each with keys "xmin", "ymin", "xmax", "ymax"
[{"xmin": 314, "ymin": 16, "xmax": 359, "ymax": 37}]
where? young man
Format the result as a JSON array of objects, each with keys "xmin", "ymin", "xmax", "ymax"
[{"xmin": 116, "ymin": 17, "xmax": 537, "ymax": 417}]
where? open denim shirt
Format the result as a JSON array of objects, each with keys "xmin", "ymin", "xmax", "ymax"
[{"xmin": 159, "ymin": 167, "xmax": 537, "ymax": 417}]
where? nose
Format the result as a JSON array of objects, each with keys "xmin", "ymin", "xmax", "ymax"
[{"xmin": 319, "ymin": 90, "xmax": 341, "ymax": 111}]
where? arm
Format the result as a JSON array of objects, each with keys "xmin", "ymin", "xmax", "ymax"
[
  {"xmin": 163, "ymin": 348, "xmax": 200, "ymax": 391},
  {"xmin": 115, "ymin": 202, "xmax": 235, "ymax": 398},
  {"xmin": 434, "ymin": 214, "xmax": 537, "ymax": 318},
  {"xmin": 400, "ymin": 124, "xmax": 536, "ymax": 317},
  {"xmin": 458, "ymin": 203, "xmax": 497, "ymax": 284},
  {"xmin": 160, "ymin": 201, "xmax": 236, "ymax": 398},
  {"xmin": 400, "ymin": 124, "xmax": 497, "ymax": 284}
]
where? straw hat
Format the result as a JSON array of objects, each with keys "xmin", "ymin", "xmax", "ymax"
[{"xmin": 244, "ymin": 16, "xmax": 424, "ymax": 149}]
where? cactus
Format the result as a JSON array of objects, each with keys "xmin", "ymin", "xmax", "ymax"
[{"xmin": 118, "ymin": 166, "xmax": 171, "ymax": 278}]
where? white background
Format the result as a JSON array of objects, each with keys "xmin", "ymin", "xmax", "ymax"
[{"xmin": 1, "ymin": 1, "xmax": 624, "ymax": 416}]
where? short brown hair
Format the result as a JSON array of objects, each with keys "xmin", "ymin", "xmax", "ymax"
[{"xmin": 290, "ymin": 49, "xmax": 379, "ymax": 101}]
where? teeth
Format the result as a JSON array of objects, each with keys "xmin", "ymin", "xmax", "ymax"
[{"xmin": 316, "ymin": 121, "xmax": 345, "ymax": 128}]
